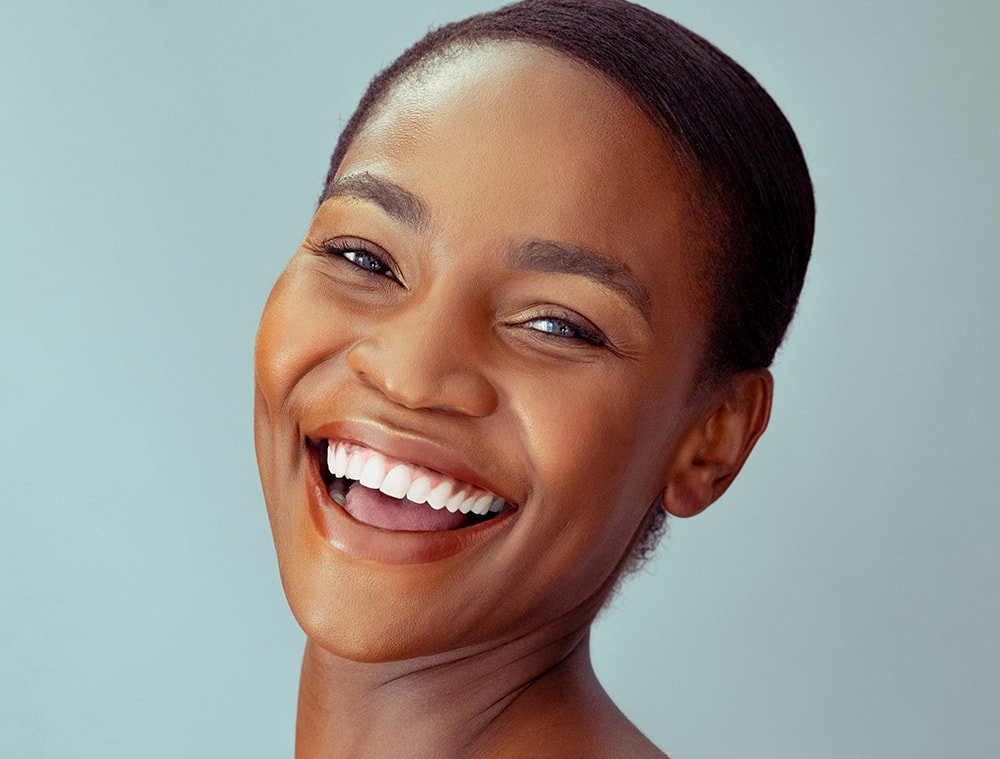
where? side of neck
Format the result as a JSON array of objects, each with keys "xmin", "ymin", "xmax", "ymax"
[{"xmin": 294, "ymin": 625, "xmax": 595, "ymax": 758}]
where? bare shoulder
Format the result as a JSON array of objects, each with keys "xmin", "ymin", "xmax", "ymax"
[
  {"xmin": 472, "ymin": 659, "xmax": 670, "ymax": 758},
  {"xmin": 477, "ymin": 708, "xmax": 669, "ymax": 759},
  {"xmin": 557, "ymin": 705, "xmax": 669, "ymax": 759}
]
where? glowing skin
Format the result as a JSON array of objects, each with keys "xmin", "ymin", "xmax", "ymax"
[{"xmin": 254, "ymin": 42, "xmax": 771, "ymax": 759}]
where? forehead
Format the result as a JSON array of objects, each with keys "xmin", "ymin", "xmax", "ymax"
[{"xmin": 337, "ymin": 41, "xmax": 710, "ymax": 331}]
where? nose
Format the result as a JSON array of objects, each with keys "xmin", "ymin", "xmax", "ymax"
[{"xmin": 345, "ymin": 294, "xmax": 499, "ymax": 417}]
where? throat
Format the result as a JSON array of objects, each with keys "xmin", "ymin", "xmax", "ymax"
[{"xmin": 295, "ymin": 631, "xmax": 601, "ymax": 759}]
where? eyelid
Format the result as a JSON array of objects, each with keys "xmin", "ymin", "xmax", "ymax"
[
  {"xmin": 528, "ymin": 317, "xmax": 605, "ymax": 346},
  {"xmin": 317, "ymin": 236, "xmax": 402, "ymax": 283},
  {"xmin": 513, "ymin": 305, "xmax": 608, "ymax": 348}
]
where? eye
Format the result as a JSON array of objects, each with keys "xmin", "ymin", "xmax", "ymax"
[
  {"xmin": 521, "ymin": 315, "xmax": 606, "ymax": 347},
  {"xmin": 343, "ymin": 249, "xmax": 386, "ymax": 273},
  {"xmin": 319, "ymin": 238, "xmax": 400, "ymax": 283}
]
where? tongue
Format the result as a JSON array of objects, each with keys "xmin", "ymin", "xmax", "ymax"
[{"xmin": 343, "ymin": 484, "xmax": 468, "ymax": 531}]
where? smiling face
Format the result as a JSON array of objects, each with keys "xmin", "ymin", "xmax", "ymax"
[{"xmin": 254, "ymin": 43, "xmax": 719, "ymax": 661}]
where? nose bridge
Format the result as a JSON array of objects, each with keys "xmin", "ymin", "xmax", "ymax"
[{"xmin": 345, "ymin": 288, "xmax": 498, "ymax": 416}]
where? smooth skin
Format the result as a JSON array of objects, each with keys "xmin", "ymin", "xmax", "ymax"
[{"xmin": 254, "ymin": 42, "xmax": 771, "ymax": 759}]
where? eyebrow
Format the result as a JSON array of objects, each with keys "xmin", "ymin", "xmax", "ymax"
[
  {"xmin": 321, "ymin": 173, "xmax": 652, "ymax": 321},
  {"xmin": 507, "ymin": 239, "xmax": 653, "ymax": 323},
  {"xmin": 320, "ymin": 172, "xmax": 428, "ymax": 232}
]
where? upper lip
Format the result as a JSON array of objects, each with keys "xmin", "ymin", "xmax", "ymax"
[{"xmin": 306, "ymin": 419, "xmax": 517, "ymax": 505}]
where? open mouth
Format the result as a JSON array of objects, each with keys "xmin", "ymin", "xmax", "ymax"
[{"xmin": 313, "ymin": 439, "xmax": 514, "ymax": 531}]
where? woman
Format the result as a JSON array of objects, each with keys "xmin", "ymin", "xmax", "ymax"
[{"xmin": 254, "ymin": 0, "xmax": 813, "ymax": 755}]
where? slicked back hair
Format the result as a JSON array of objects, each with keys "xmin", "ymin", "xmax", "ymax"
[{"xmin": 321, "ymin": 0, "xmax": 815, "ymax": 379}]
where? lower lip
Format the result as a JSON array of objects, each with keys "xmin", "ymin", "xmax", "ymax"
[{"xmin": 305, "ymin": 447, "xmax": 516, "ymax": 565}]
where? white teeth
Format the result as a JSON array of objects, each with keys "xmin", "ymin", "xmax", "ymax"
[
  {"xmin": 426, "ymin": 481, "xmax": 453, "ymax": 510},
  {"xmin": 324, "ymin": 441, "xmax": 510, "ymax": 517},
  {"xmin": 333, "ymin": 444, "xmax": 348, "ymax": 478},
  {"xmin": 406, "ymin": 476, "xmax": 432, "ymax": 505},
  {"xmin": 380, "ymin": 465, "xmax": 412, "ymax": 499},
  {"xmin": 327, "ymin": 443, "xmax": 348, "ymax": 478},
  {"xmin": 359, "ymin": 456, "xmax": 386, "ymax": 489},
  {"xmin": 445, "ymin": 490, "xmax": 466, "ymax": 513},
  {"xmin": 472, "ymin": 493, "xmax": 494, "ymax": 515},
  {"xmin": 346, "ymin": 452, "xmax": 365, "ymax": 481}
]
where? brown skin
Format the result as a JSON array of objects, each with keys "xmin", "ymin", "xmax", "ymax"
[{"xmin": 254, "ymin": 43, "xmax": 772, "ymax": 758}]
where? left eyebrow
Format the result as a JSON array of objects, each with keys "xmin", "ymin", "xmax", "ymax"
[
  {"xmin": 506, "ymin": 239, "xmax": 653, "ymax": 323},
  {"xmin": 319, "ymin": 172, "xmax": 428, "ymax": 232}
]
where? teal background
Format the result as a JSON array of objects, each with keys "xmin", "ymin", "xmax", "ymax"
[{"xmin": 2, "ymin": 2, "xmax": 997, "ymax": 756}]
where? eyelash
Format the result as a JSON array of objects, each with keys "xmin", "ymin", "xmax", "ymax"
[
  {"xmin": 520, "ymin": 314, "xmax": 607, "ymax": 347},
  {"xmin": 317, "ymin": 238, "xmax": 607, "ymax": 348},
  {"xmin": 319, "ymin": 238, "xmax": 399, "ymax": 282}
]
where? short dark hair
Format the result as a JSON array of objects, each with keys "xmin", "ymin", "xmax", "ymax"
[{"xmin": 321, "ymin": 0, "xmax": 815, "ymax": 378}]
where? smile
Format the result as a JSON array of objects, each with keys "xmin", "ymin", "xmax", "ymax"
[{"xmin": 319, "ymin": 440, "xmax": 512, "ymax": 531}]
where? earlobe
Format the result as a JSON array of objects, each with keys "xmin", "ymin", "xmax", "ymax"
[{"xmin": 661, "ymin": 369, "xmax": 773, "ymax": 518}]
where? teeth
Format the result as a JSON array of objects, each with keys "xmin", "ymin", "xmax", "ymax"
[
  {"xmin": 406, "ymin": 476, "xmax": 432, "ymax": 505},
  {"xmin": 426, "ymin": 481, "xmax": 453, "ymax": 510},
  {"xmin": 333, "ymin": 444, "xmax": 348, "ymax": 478},
  {"xmin": 346, "ymin": 451, "xmax": 365, "ymax": 481},
  {"xmin": 458, "ymin": 493, "xmax": 476, "ymax": 514},
  {"xmin": 326, "ymin": 474, "xmax": 348, "ymax": 506},
  {"xmin": 380, "ymin": 465, "xmax": 412, "ymax": 499},
  {"xmin": 472, "ymin": 493, "xmax": 494, "ymax": 515},
  {"xmin": 445, "ymin": 490, "xmax": 466, "ymax": 513},
  {"xmin": 324, "ymin": 441, "xmax": 510, "ymax": 517},
  {"xmin": 327, "ymin": 443, "xmax": 349, "ymax": 478},
  {"xmin": 359, "ymin": 456, "xmax": 386, "ymax": 489}
]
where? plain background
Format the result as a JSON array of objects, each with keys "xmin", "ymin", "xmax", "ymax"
[{"xmin": 2, "ymin": 1, "xmax": 997, "ymax": 756}]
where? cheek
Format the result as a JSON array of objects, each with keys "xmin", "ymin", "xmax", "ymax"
[
  {"xmin": 520, "ymin": 368, "xmax": 673, "ymax": 500},
  {"xmin": 509, "ymin": 369, "xmax": 678, "ymax": 593},
  {"xmin": 255, "ymin": 271, "xmax": 315, "ymax": 416},
  {"xmin": 253, "ymin": 263, "xmax": 357, "ymax": 423},
  {"xmin": 253, "ymin": 265, "xmax": 357, "ymax": 529}
]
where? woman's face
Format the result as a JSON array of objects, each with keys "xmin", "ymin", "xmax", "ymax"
[{"xmin": 254, "ymin": 43, "xmax": 713, "ymax": 661}]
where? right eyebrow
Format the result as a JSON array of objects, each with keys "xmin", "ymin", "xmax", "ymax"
[{"xmin": 319, "ymin": 172, "xmax": 428, "ymax": 232}]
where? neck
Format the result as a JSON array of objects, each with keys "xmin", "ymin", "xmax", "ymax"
[{"xmin": 295, "ymin": 622, "xmax": 596, "ymax": 758}]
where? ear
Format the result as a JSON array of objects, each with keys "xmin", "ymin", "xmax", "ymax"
[{"xmin": 662, "ymin": 369, "xmax": 773, "ymax": 518}]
